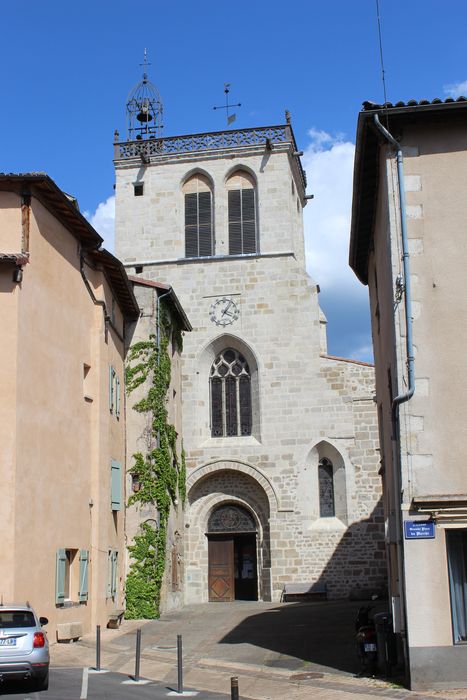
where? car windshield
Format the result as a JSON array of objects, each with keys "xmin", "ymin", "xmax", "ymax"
[{"xmin": 0, "ymin": 611, "xmax": 36, "ymax": 628}]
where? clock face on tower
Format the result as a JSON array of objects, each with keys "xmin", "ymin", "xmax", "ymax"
[{"xmin": 209, "ymin": 297, "xmax": 240, "ymax": 326}]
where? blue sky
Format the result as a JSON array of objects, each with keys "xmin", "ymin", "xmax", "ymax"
[{"xmin": 2, "ymin": 1, "xmax": 466, "ymax": 361}]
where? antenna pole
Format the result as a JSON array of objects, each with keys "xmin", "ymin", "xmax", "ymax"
[{"xmin": 376, "ymin": 0, "xmax": 388, "ymax": 107}]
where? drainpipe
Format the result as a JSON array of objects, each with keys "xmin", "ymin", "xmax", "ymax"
[
  {"xmin": 373, "ymin": 113, "xmax": 415, "ymax": 684},
  {"xmin": 155, "ymin": 287, "xmax": 172, "ymax": 448},
  {"xmin": 80, "ymin": 251, "xmax": 125, "ymax": 344},
  {"xmin": 373, "ymin": 114, "xmax": 415, "ymax": 409}
]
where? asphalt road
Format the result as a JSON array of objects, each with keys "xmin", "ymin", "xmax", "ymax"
[{"xmin": 0, "ymin": 668, "xmax": 230, "ymax": 700}]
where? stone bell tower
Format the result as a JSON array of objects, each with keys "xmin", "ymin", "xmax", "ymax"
[{"xmin": 115, "ymin": 64, "xmax": 386, "ymax": 607}]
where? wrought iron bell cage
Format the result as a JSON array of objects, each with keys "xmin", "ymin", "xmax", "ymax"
[{"xmin": 126, "ymin": 71, "xmax": 163, "ymax": 141}]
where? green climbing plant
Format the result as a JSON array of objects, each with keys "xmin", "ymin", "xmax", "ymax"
[{"xmin": 124, "ymin": 307, "xmax": 185, "ymax": 619}]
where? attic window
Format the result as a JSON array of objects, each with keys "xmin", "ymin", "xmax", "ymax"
[{"xmin": 134, "ymin": 183, "xmax": 144, "ymax": 197}]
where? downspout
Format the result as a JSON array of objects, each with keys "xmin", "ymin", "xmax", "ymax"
[
  {"xmin": 156, "ymin": 287, "xmax": 173, "ymax": 448},
  {"xmin": 373, "ymin": 113, "xmax": 415, "ymax": 684},
  {"xmin": 79, "ymin": 251, "xmax": 125, "ymax": 344},
  {"xmin": 373, "ymin": 114, "xmax": 415, "ymax": 408}
]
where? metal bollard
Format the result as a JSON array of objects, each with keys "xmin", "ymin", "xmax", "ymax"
[
  {"xmin": 231, "ymin": 676, "xmax": 239, "ymax": 700},
  {"xmin": 177, "ymin": 634, "xmax": 183, "ymax": 694},
  {"xmin": 134, "ymin": 628, "xmax": 141, "ymax": 682},
  {"xmin": 96, "ymin": 625, "xmax": 101, "ymax": 672}
]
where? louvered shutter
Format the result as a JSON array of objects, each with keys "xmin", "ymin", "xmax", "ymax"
[
  {"xmin": 239, "ymin": 376, "xmax": 252, "ymax": 435},
  {"xmin": 111, "ymin": 460, "xmax": 122, "ymax": 511},
  {"xmin": 107, "ymin": 550, "xmax": 112, "ymax": 598},
  {"xmin": 78, "ymin": 550, "xmax": 89, "ymax": 602},
  {"xmin": 111, "ymin": 551, "xmax": 118, "ymax": 598},
  {"xmin": 55, "ymin": 549, "xmax": 67, "ymax": 605},
  {"xmin": 115, "ymin": 377, "xmax": 120, "ymax": 419},
  {"xmin": 198, "ymin": 191, "xmax": 212, "ymax": 256},
  {"xmin": 185, "ymin": 193, "xmax": 199, "ymax": 257},
  {"xmin": 225, "ymin": 377, "xmax": 237, "ymax": 436},
  {"xmin": 109, "ymin": 365, "xmax": 114, "ymax": 412},
  {"xmin": 211, "ymin": 378, "xmax": 223, "ymax": 437},
  {"xmin": 241, "ymin": 189, "xmax": 257, "ymax": 253},
  {"xmin": 228, "ymin": 190, "xmax": 242, "ymax": 255}
]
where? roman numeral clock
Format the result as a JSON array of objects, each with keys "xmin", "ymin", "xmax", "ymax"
[{"xmin": 209, "ymin": 297, "xmax": 240, "ymax": 327}]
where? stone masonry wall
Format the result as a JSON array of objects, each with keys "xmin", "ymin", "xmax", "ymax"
[{"xmin": 115, "ymin": 140, "xmax": 386, "ymax": 604}]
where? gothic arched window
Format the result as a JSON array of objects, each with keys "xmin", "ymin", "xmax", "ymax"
[
  {"xmin": 318, "ymin": 458, "xmax": 335, "ymax": 517},
  {"xmin": 226, "ymin": 170, "xmax": 257, "ymax": 255},
  {"xmin": 183, "ymin": 173, "xmax": 213, "ymax": 258},
  {"xmin": 210, "ymin": 348, "xmax": 252, "ymax": 437}
]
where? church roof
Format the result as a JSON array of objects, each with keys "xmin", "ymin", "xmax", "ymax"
[{"xmin": 127, "ymin": 276, "xmax": 192, "ymax": 332}]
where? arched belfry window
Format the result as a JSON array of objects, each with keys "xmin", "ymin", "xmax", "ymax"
[
  {"xmin": 183, "ymin": 174, "xmax": 213, "ymax": 258},
  {"xmin": 226, "ymin": 171, "xmax": 257, "ymax": 255},
  {"xmin": 210, "ymin": 348, "xmax": 252, "ymax": 437},
  {"xmin": 318, "ymin": 458, "xmax": 335, "ymax": 517}
]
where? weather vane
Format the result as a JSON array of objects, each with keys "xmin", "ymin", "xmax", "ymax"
[
  {"xmin": 213, "ymin": 83, "xmax": 241, "ymax": 126},
  {"xmin": 140, "ymin": 48, "xmax": 151, "ymax": 78}
]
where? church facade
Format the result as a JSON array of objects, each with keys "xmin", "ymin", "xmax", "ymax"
[{"xmin": 114, "ymin": 76, "xmax": 386, "ymax": 605}]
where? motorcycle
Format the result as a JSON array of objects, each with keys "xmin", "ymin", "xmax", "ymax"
[{"xmin": 355, "ymin": 605, "xmax": 378, "ymax": 676}]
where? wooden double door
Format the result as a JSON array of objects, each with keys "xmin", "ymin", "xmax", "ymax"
[{"xmin": 208, "ymin": 534, "xmax": 258, "ymax": 602}]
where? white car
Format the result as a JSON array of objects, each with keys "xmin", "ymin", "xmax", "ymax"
[{"xmin": 0, "ymin": 604, "xmax": 49, "ymax": 691}]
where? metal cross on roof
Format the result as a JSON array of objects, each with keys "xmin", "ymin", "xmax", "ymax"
[{"xmin": 213, "ymin": 83, "xmax": 241, "ymax": 127}]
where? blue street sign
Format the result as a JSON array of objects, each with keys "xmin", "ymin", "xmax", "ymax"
[{"xmin": 404, "ymin": 520, "xmax": 435, "ymax": 540}]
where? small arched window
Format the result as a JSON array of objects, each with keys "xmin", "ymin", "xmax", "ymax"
[
  {"xmin": 318, "ymin": 458, "xmax": 335, "ymax": 517},
  {"xmin": 183, "ymin": 174, "xmax": 213, "ymax": 258},
  {"xmin": 210, "ymin": 348, "xmax": 252, "ymax": 437},
  {"xmin": 226, "ymin": 171, "xmax": 257, "ymax": 255}
]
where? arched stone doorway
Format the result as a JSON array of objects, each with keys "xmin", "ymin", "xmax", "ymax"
[
  {"xmin": 185, "ymin": 461, "xmax": 276, "ymax": 604},
  {"xmin": 207, "ymin": 504, "xmax": 258, "ymax": 602}
]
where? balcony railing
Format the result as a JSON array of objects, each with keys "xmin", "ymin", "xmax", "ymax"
[{"xmin": 114, "ymin": 125, "xmax": 307, "ymax": 188}]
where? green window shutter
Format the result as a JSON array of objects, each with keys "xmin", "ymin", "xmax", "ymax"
[
  {"xmin": 107, "ymin": 550, "xmax": 112, "ymax": 598},
  {"xmin": 78, "ymin": 550, "xmax": 89, "ymax": 602},
  {"xmin": 111, "ymin": 551, "xmax": 118, "ymax": 598},
  {"xmin": 111, "ymin": 460, "xmax": 122, "ymax": 511},
  {"xmin": 109, "ymin": 365, "xmax": 114, "ymax": 413},
  {"xmin": 115, "ymin": 377, "xmax": 120, "ymax": 419},
  {"xmin": 55, "ymin": 549, "xmax": 66, "ymax": 605}
]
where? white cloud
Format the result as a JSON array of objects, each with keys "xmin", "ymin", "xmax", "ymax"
[
  {"xmin": 443, "ymin": 80, "xmax": 467, "ymax": 98},
  {"xmin": 84, "ymin": 195, "xmax": 115, "ymax": 252},
  {"xmin": 302, "ymin": 128, "xmax": 373, "ymax": 362},
  {"xmin": 303, "ymin": 129, "xmax": 363, "ymax": 299}
]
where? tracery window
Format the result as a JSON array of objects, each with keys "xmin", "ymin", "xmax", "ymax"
[
  {"xmin": 183, "ymin": 174, "xmax": 213, "ymax": 258},
  {"xmin": 210, "ymin": 348, "xmax": 252, "ymax": 437},
  {"xmin": 226, "ymin": 171, "xmax": 257, "ymax": 255},
  {"xmin": 318, "ymin": 457, "xmax": 335, "ymax": 517}
]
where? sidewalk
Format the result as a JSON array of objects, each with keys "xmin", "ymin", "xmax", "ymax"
[{"xmin": 50, "ymin": 601, "xmax": 467, "ymax": 700}]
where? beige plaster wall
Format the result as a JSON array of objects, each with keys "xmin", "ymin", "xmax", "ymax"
[
  {"xmin": 367, "ymin": 121, "xmax": 467, "ymax": 663},
  {"xmin": 0, "ymin": 192, "xmax": 127, "ymax": 640},
  {"xmin": 0, "ymin": 264, "xmax": 19, "ymax": 600},
  {"xmin": 0, "ymin": 191, "xmax": 22, "ymax": 250}
]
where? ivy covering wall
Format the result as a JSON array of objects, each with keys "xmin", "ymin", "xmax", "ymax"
[{"xmin": 124, "ymin": 307, "xmax": 185, "ymax": 619}]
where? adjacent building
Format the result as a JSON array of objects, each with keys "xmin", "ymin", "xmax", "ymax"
[
  {"xmin": 0, "ymin": 174, "xmax": 139, "ymax": 640},
  {"xmin": 114, "ymin": 71, "xmax": 387, "ymax": 607},
  {"xmin": 124, "ymin": 277, "xmax": 191, "ymax": 616},
  {"xmin": 350, "ymin": 97, "xmax": 467, "ymax": 689}
]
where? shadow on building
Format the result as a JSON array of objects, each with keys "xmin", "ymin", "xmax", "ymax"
[{"xmin": 218, "ymin": 499, "xmax": 388, "ymax": 675}]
